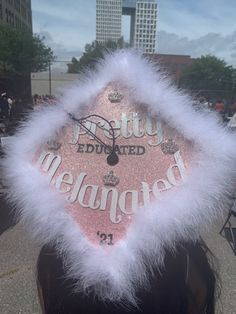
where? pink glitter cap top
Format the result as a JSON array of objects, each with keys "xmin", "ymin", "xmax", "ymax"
[{"xmin": 34, "ymin": 82, "xmax": 195, "ymax": 247}]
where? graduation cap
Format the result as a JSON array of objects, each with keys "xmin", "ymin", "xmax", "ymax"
[{"xmin": 2, "ymin": 50, "xmax": 236, "ymax": 305}]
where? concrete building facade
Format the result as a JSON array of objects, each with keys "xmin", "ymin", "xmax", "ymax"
[
  {"xmin": 134, "ymin": 1, "xmax": 157, "ymax": 53},
  {"xmin": 0, "ymin": 0, "xmax": 32, "ymax": 31},
  {"xmin": 96, "ymin": 0, "xmax": 122, "ymax": 43},
  {"xmin": 96, "ymin": 0, "xmax": 157, "ymax": 54}
]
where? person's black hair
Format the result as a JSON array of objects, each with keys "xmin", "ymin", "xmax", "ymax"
[{"xmin": 37, "ymin": 240, "xmax": 219, "ymax": 314}]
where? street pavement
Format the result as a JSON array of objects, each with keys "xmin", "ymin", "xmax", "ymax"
[
  {"xmin": 0, "ymin": 223, "xmax": 40, "ymax": 313},
  {"xmin": 204, "ymin": 222, "xmax": 236, "ymax": 314},
  {"xmin": 0, "ymin": 211, "xmax": 235, "ymax": 313}
]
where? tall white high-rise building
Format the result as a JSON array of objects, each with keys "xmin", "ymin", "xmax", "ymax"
[
  {"xmin": 96, "ymin": 0, "xmax": 158, "ymax": 54},
  {"xmin": 135, "ymin": 1, "xmax": 157, "ymax": 53},
  {"xmin": 96, "ymin": 0, "xmax": 122, "ymax": 43}
]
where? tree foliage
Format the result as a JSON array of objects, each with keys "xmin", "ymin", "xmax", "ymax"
[
  {"xmin": 0, "ymin": 25, "xmax": 56, "ymax": 77},
  {"xmin": 180, "ymin": 55, "xmax": 236, "ymax": 99},
  {"xmin": 67, "ymin": 38, "xmax": 128, "ymax": 73}
]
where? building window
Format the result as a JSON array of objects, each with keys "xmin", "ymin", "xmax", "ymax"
[
  {"xmin": 5, "ymin": 8, "xmax": 9, "ymax": 23},
  {"xmin": 0, "ymin": 3, "xmax": 2, "ymax": 19}
]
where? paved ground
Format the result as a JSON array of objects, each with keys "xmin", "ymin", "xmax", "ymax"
[
  {"xmin": 0, "ymin": 216, "xmax": 235, "ymax": 313},
  {"xmin": 0, "ymin": 223, "xmax": 40, "ymax": 313},
  {"xmin": 204, "ymin": 222, "xmax": 236, "ymax": 314}
]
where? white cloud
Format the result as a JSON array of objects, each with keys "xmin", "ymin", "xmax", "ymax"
[
  {"xmin": 33, "ymin": 2, "xmax": 77, "ymax": 22},
  {"xmin": 32, "ymin": 0, "xmax": 96, "ymax": 24},
  {"xmin": 32, "ymin": 0, "xmax": 96, "ymax": 51},
  {"xmin": 157, "ymin": 31, "xmax": 236, "ymax": 66},
  {"xmin": 37, "ymin": 31, "xmax": 83, "ymax": 74},
  {"xmin": 158, "ymin": 0, "xmax": 236, "ymax": 38}
]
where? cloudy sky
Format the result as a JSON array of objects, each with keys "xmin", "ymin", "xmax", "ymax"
[{"xmin": 32, "ymin": 0, "xmax": 236, "ymax": 68}]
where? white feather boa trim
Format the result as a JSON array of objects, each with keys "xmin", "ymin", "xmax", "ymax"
[{"xmin": 2, "ymin": 50, "xmax": 236, "ymax": 305}]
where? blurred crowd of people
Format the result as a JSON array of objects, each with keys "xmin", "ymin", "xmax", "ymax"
[
  {"xmin": 212, "ymin": 99, "xmax": 236, "ymax": 120},
  {"xmin": 194, "ymin": 97, "xmax": 236, "ymax": 125},
  {"xmin": 1, "ymin": 91, "xmax": 236, "ymax": 132},
  {"xmin": 0, "ymin": 92, "xmax": 59, "ymax": 136},
  {"xmin": 33, "ymin": 94, "xmax": 57, "ymax": 107}
]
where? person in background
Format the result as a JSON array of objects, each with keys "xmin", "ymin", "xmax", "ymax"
[
  {"xmin": 212, "ymin": 100, "xmax": 225, "ymax": 113},
  {"xmin": 0, "ymin": 93, "xmax": 9, "ymax": 119},
  {"xmin": 227, "ymin": 100, "xmax": 236, "ymax": 118},
  {"xmin": 7, "ymin": 96, "xmax": 13, "ymax": 115},
  {"xmin": 212, "ymin": 100, "xmax": 228, "ymax": 122},
  {"xmin": 227, "ymin": 100, "xmax": 236, "ymax": 129}
]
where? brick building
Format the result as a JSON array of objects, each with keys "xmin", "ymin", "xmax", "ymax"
[{"xmin": 146, "ymin": 53, "xmax": 196, "ymax": 85}]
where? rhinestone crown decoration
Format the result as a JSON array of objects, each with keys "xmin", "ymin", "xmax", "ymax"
[
  {"xmin": 46, "ymin": 140, "xmax": 62, "ymax": 151},
  {"xmin": 108, "ymin": 90, "xmax": 124, "ymax": 103},
  {"xmin": 161, "ymin": 139, "xmax": 179, "ymax": 155},
  {"xmin": 103, "ymin": 171, "xmax": 120, "ymax": 186}
]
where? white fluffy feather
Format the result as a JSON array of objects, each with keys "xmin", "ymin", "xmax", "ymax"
[{"xmin": 2, "ymin": 50, "xmax": 236, "ymax": 305}]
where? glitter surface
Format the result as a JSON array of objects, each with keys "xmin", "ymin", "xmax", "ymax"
[{"xmin": 33, "ymin": 83, "xmax": 196, "ymax": 247}]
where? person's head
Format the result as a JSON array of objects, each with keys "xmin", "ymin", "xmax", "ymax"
[
  {"xmin": 213, "ymin": 101, "xmax": 225, "ymax": 113},
  {"xmin": 230, "ymin": 101, "xmax": 236, "ymax": 112},
  {"xmin": 198, "ymin": 97, "xmax": 206, "ymax": 104},
  {"xmin": 37, "ymin": 241, "xmax": 218, "ymax": 314}
]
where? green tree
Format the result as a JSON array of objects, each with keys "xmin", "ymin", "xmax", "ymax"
[
  {"xmin": 67, "ymin": 38, "xmax": 127, "ymax": 73},
  {"xmin": 0, "ymin": 25, "xmax": 56, "ymax": 76},
  {"xmin": 180, "ymin": 55, "xmax": 236, "ymax": 100},
  {"xmin": 67, "ymin": 57, "xmax": 80, "ymax": 74}
]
